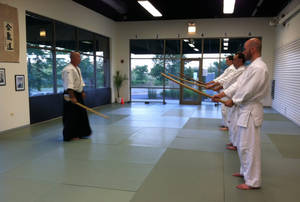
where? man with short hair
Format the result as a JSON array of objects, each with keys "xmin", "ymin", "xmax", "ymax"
[
  {"xmin": 213, "ymin": 52, "xmax": 246, "ymax": 151},
  {"xmin": 213, "ymin": 38, "xmax": 269, "ymax": 190},
  {"xmin": 206, "ymin": 55, "xmax": 235, "ymax": 131}
]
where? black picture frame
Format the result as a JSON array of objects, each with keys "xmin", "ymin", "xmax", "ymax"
[
  {"xmin": 15, "ymin": 74, "xmax": 25, "ymax": 91},
  {"xmin": 0, "ymin": 68, "xmax": 6, "ymax": 86}
]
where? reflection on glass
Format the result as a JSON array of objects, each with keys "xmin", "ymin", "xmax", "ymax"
[
  {"xmin": 203, "ymin": 53, "xmax": 220, "ymax": 58},
  {"xmin": 78, "ymin": 29, "xmax": 94, "ymax": 55},
  {"xmin": 130, "ymin": 40, "xmax": 164, "ymax": 58},
  {"xmin": 95, "ymin": 35, "xmax": 109, "ymax": 57},
  {"xmin": 55, "ymin": 22, "xmax": 76, "ymax": 51},
  {"xmin": 131, "ymin": 87, "xmax": 163, "ymax": 101},
  {"xmin": 164, "ymin": 88, "xmax": 180, "ymax": 101},
  {"xmin": 96, "ymin": 57, "xmax": 104, "ymax": 88},
  {"xmin": 221, "ymin": 37, "xmax": 250, "ymax": 55},
  {"xmin": 27, "ymin": 48, "xmax": 53, "ymax": 96},
  {"xmin": 182, "ymin": 60, "xmax": 200, "ymax": 102},
  {"xmin": 26, "ymin": 13, "xmax": 53, "ymax": 48},
  {"xmin": 203, "ymin": 38, "xmax": 219, "ymax": 56},
  {"xmin": 56, "ymin": 51, "xmax": 71, "ymax": 93},
  {"xmin": 130, "ymin": 54, "xmax": 157, "ymax": 59},
  {"xmin": 129, "ymin": 38, "xmax": 253, "ymax": 103},
  {"xmin": 165, "ymin": 59, "xmax": 180, "ymax": 88},
  {"xmin": 202, "ymin": 58, "xmax": 220, "ymax": 82},
  {"xmin": 131, "ymin": 58, "xmax": 164, "ymax": 87},
  {"xmin": 182, "ymin": 53, "xmax": 202, "ymax": 58},
  {"xmin": 182, "ymin": 39, "xmax": 202, "ymax": 58},
  {"xmin": 96, "ymin": 51, "xmax": 104, "ymax": 57},
  {"xmin": 202, "ymin": 58, "xmax": 223, "ymax": 103},
  {"xmin": 183, "ymin": 88, "xmax": 199, "ymax": 101},
  {"xmin": 165, "ymin": 40, "xmax": 180, "ymax": 58},
  {"xmin": 27, "ymin": 43, "xmax": 52, "ymax": 49},
  {"xmin": 79, "ymin": 55, "xmax": 95, "ymax": 89}
]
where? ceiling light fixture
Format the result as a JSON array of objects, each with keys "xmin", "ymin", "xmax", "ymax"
[
  {"xmin": 224, "ymin": 47, "xmax": 228, "ymax": 50},
  {"xmin": 223, "ymin": 42, "xmax": 229, "ymax": 46},
  {"xmin": 194, "ymin": 48, "xmax": 199, "ymax": 51},
  {"xmin": 137, "ymin": 0, "xmax": 162, "ymax": 17},
  {"xmin": 223, "ymin": 0, "xmax": 236, "ymax": 14},
  {"xmin": 188, "ymin": 23, "xmax": 196, "ymax": 34},
  {"xmin": 223, "ymin": 38, "xmax": 229, "ymax": 41},
  {"xmin": 188, "ymin": 43, "xmax": 195, "ymax": 48},
  {"xmin": 183, "ymin": 39, "xmax": 189, "ymax": 42}
]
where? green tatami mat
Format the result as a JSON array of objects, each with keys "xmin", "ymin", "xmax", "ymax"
[
  {"xmin": 130, "ymin": 149, "xmax": 224, "ymax": 202},
  {"xmin": 263, "ymin": 113, "xmax": 290, "ymax": 121},
  {"xmin": 268, "ymin": 134, "xmax": 300, "ymax": 159},
  {"xmin": 183, "ymin": 118, "xmax": 222, "ymax": 130}
]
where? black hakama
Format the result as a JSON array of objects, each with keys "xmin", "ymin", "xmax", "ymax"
[{"xmin": 62, "ymin": 91, "xmax": 92, "ymax": 141}]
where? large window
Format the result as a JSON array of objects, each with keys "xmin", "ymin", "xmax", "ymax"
[
  {"xmin": 130, "ymin": 37, "xmax": 251, "ymax": 103},
  {"xmin": 27, "ymin": 48, "xmax": 53, "ymax": 95},
  {"xmin": 26, "ymin": 12, "xmax": 110, "ymax": 97}
]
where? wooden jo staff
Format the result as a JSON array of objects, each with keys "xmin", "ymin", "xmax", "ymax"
[
  {"xmin": 166, "ymin": 72, "xmax": 207, "ymax": 88},
  {"xmin": 179, "ymin": 72, "xmax": 205, "ymax": 85},
  {"xmin": 64, "ymin": 95, "xmax": 109, "ymax": 119},
  {"xmin": 161, "ymin": 73, "xmax": 226, "ymax": 104}
]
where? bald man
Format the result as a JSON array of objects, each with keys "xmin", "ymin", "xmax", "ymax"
[
  {"xmin": 213, "ymin": 38, "xmax": 269, "ymax": 190},
  {"xmin": 62, "ymin": 52, "xmax": 91, "ymax": 141}
]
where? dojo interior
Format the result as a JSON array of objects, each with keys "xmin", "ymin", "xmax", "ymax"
[{"xmin": 0, "ymin": 0, "xmax": 300, "ymax": 201}]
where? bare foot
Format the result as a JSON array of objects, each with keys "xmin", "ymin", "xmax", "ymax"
[
  {"xmin": 236, "ymin": 184, "xmax": 260, "ymax": 190},
  {"xmin": 226, "ymin": 146, "xmax": 237, "ymax": 151},
  {"xmin": 220, "ymin": 127, "xmax": 229, "ymax": 131},
  {"xmin": 226, "ymin": 143, "xmax": 233, "ymax": 146},
  {"xmin": 232, "ymin": 172, "xmax": 244, "ymax": 177}
]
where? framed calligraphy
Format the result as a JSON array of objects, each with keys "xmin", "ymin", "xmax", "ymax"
[{"xmin": 0, "ymin": 3, "xmax": 19, "ymax": 62}]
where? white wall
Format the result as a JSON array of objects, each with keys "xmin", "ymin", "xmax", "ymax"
[
  {"xmin": 272, "ymin": 0, "xmax": 300, "ymax": 126},
  {"xmin": 274, "ymin": 0, "xmax": 300, "ymax": 49},
  {"xmin": 115, "ymin": 18, "xmax": 276, "ymax": 105},
  {"xmin": 0, "ymin": 0, "xmax": 117, "ymax": 132}
]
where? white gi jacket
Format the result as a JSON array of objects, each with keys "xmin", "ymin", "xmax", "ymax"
[
  {"xmin": 224, "ymin": 58, "xmax": 269, "ymax": 127},
  {"xmin": 222, "ymin": 65, "xmax": 246, "ymax": 146},
  {"xmin": 214, "ymin": 64, "xmax": 236, "ymax": 83},
  {"xmin": 62, "ymin": 64, "xmax": 85, "ymax": 93},
  {"xmin": 224, "ymin": 57, "xmax": 269, "ymax": 187},
  {"xmin": 214, "ymin": 64, "xmax": 236, "ymax": 127}
]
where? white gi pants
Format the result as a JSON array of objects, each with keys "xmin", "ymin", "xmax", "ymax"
[
  {"xmin": 221, "ymin": 96, "xmax": 229, "ymax": 127},
  {"xmin": 236, "ymin": 103, "xmax": 263, "ymax": 188},
  {"xmin": 227, "ymin": 106, "xmax": 239, "ymax": 146}
]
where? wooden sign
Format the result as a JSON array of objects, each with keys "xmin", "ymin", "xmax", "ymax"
[{"xmin": 0, "ymin": 3, "xmax": 19, "ymax": 62}]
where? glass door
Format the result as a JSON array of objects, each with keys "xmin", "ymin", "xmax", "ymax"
[{"xmin": 180, "ymin": 58, "xmax": 202, "ymax": 105}]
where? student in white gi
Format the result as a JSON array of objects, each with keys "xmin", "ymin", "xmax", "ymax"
[
  {"xmin": 206, "ymin": 55, "xmax": 235, "ymax": 131},
  {"xmin": 213, "ymin": 38, "xmax": 269, "ymax": 190},
  {"xmin": 213, "ymin": 52, "xmax": 246, "ymax": 151}
]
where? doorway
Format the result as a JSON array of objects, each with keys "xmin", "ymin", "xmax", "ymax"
[{"xmin": 180, "ymin": 58, "xmax": 202, "ymax": 105}]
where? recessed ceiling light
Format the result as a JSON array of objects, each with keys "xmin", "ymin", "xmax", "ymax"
[
  {"xmin": 138, "ymin": 1, "xmax": 162, "ymax": 17},
  {"xmin": 223, "ymin": 0, "xmax": 235, "ymax": 14}
]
